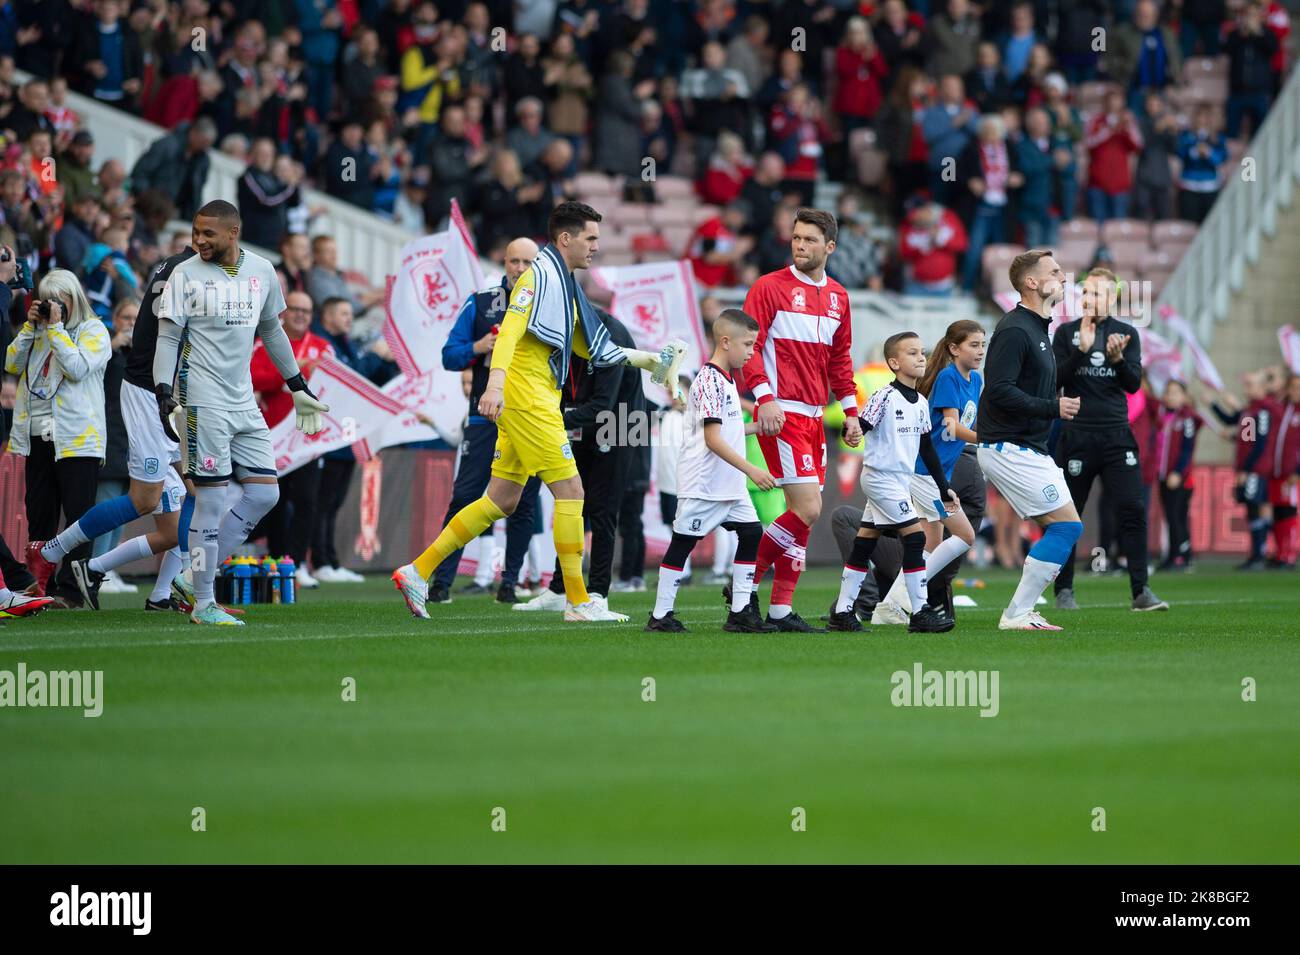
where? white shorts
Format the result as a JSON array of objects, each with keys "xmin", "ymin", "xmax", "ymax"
[
  {"xmin": 860, "ymin": 470, "xmax": 921, "ymax": 527},
  {"xmin": 908, "ymin": 472, "xmax": 948, "ymax": 523},
  {"xmin": 673, "ymin": 497, "xmax": 759, "ymax": 537},
  {"xmin": 184, "ymin": 406, "xmax": 276, "ymax": 482},
  {"xmin": 121, "ymin": 380, "xmax": 186, "ymax": 513},
  {"xmin": 977, "ymin": 442, "xmax": 1073, "ymax": 519}
]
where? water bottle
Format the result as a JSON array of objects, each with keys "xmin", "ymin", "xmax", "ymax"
[
  {"xmin": 280, "ymin": 555, "xmax": 296, "ymax": 605},
  {"xmin": 263, "ymin": 557, "xmax": 281, "ymax": 604},
  {"xmin": 233, "ymin": 558, "xmax": 252, "ymax": 605}
]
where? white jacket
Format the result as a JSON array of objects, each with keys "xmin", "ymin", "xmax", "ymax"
[{"xmin": 4, "ymin": 318, "xmax": 111, "ymax": 460}]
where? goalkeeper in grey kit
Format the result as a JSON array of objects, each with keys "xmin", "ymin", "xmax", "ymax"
[{"xmin": 152, "ymin": 200, "xmax": 329, "ymax": 626}]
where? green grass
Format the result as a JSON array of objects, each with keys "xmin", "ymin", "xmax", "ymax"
[{"xmin": 1, "ymin": 564, "xmax": 1297, "ymax": 863}]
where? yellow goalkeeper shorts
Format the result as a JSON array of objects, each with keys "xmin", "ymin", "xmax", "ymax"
[{"xmin": 490, "ymin": 403, "xmax": 578, "ymax": 486}]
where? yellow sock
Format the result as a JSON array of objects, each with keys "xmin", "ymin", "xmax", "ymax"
[
  {"xmin": 553, "ymin": 498, "xmax": 590, "ymax": 606},
  {"xmin": 412, "ymin": 496, "xmax": 506, "ymax": 579}
]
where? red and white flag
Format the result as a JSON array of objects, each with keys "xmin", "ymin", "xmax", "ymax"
[
  {"xmin": 1278, "ymin": 324, "xmax": 1300, "ymax": 374},
  {"xmin": 382, "ymin": 199, "xmax": 485, "ymax": 441},
  {"xmin": 992, "ymin": 286, "xmax": 1082, "ymax": 338},
  {"xmin": 1159, "ymin": 305, "xmax": 1225, "ymax": 391},
  {"xmin": 589, "ymin": 259, "xmax": 709, "ymax": 404},
  {"xmin": 354, "ymin": 371, "xmax": 449, "ymax": 459},
  {"xmin": 269, "ymin": 356, "xmax": 405, "ymax": 475},
  {"xmin": 1140, "ymin": 327, "xmax": 1184, "ymax": 394}
]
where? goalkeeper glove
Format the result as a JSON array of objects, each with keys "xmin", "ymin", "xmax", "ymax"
[
  {"xmin": 286, "ymin": 374, "xmax": 329, "ymax": 435},
  {"xmin": 155, "ymin": 383, "xmax": 180, "ymax": 441},
  {"xmin": 650, "ymin": 338, "xmax": 688, "ymax": 401}
]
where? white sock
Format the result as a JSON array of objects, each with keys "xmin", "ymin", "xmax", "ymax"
[
  {"xmin": 836, "ymin": 564, "xmax": 868, "ymax": 614},
  {"xmin": 768, "ymin": 604, "xmax": 791, "ymax": 619},
  {"xmin": 193, "ymin": 486, "xmax": 225, "ymax": 606},
  {"xmin": 883, "ymin": 554, "xmax": 916, "ymax": 609},
  {"xmin": 1007, "ymin": 555, "xmax": 1061, "ymax": 618},
  {"xmin": 712, "ymin": 526, "xmax": 734, "ymax": 575},
  {"xmin": 151, "ymin": 546, "xmax": 184, "ymax": 602},
  {"xmin": 0, "ymin": 587, "xmax": 14, "ymax": 602},
  {"xmin": 217, "ymin": 483, "xmax": 279, "ymax": 563},
  {"xmin": 653, "ymin": 563, "xmax": 687, "ymax": 618},
  {"xmin": 474, "ymin": 534, "xmax": 494, "ymax": 587},
  {"xmin": 88, "ymin": 535, "xmax": 153, "ymax": 575},
  {"xmin": 730, "ymin": 559, "xmax": 755, "ymax": 612},
  {"xmin": 927, "ymin": 536, "xmax": 970, "ymax": 578},
  {"xmin": 904, "ymin": 568, "xmax": 928, "ymax": 613},
  {"xmin": 42, "ymin": 523, "xmax": 90, "ymax": 563}
]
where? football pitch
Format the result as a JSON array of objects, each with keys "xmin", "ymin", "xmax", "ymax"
[{"xmin": 2, "ymin": 564, "xmax": 1297, "ymax": 864}]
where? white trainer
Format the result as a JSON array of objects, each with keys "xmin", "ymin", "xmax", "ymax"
[
  {"xmin": 512, "ymin": 588, "xmax": 566, "ymax": 612},
  {"xmin": 998, "ymin": 610, "xmax": 1063, "ymax": 631},
  {"xmin": 100, "ymin": 570, "xmax": 138, "ymax": 594},
  {"xmin": 871, "ymin": 598, "xmax": 909, "ymax": 626},
  {"xmin": 313, "ymin": 565, "xmax": 343, "ymax": 583},
  {"xmin": 588, "ymin": 593, "xmax": 630, "ymax": 622},
  {"xmin": 565, "ymin": 599, "xmax": 631, "ymax": 622},
  {"xmin": 391, "ymin": 564, "xmax": 430, "ymax": 619},
  {"xmin": 336, "ymin": 567, "xmax": 365, "ymax": 583},
  {"xmin": 295, "ymin": 566, "xmax": 320, "ymax": 589}
]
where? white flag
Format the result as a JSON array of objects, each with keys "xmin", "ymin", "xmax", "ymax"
[
  {"xmin": 382, "ymin": 199, "xmax": 485, "ymax": 441},
  {"xmin": 1279, "ymin": 324, "xmax": 1300, "ymax": 374},
  {"xmin": 589, "ymin": 259, "xmax": 708, "ymax": 403},
  {"xmin": 1159, "ymin": 305, "xmax": 1225, "ymax": 391},
  {"xmin": 355, "ymin": 372, "xmax": 451, "ymax": 459},
  {"xmin": 270, "ymin": 356, "xmax": 405, "ymax": 475}
]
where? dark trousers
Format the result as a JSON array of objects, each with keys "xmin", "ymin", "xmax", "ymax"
[
  {"xmin": 831, "ymin": 448, "xmax": 987, "ymax": 618},
  {"xmin": 0, "ymin": 534, "xmax": 35, "ymax": 590},
  {"xmin": 432, "ymin": 420, "xmax": 540, "ymax": 590},
  {"xmin": 1054, "ymin": 427, "xmax": 1150, "ymax": 596},
  {"xmin": 1160, "ymin": 482, "xmax": 1192, "ymax": 563},
  {"xmin": 547, "ymin": 440, "xmax": 632, "ymax": 598},
  {"xmin": 1177, "ymin": 189, "xmax": 1217, "ymax": 224},
  {"xmin": 311, "ymin": 456, "xmax": 356, "ymax": 569},
  {"xmin": 265, "ymin": 458, "xmax": 321, "ymax": 564},
  {"xmin": 617, "ymin": 481, "xmax": 647, "ymax": 581},
  {"xmin": 25, "ymin": 438, "xmax": 99, "ymax": 603}
]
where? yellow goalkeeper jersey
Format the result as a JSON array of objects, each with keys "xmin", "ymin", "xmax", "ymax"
[{"xmin": 490, "ymin": 266, "xmax": 589, "ymax": 411}]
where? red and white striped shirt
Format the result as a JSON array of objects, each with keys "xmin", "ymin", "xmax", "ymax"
[{"xmin": 740, "ymin": 265, "xmax": 857, "ymax": 419}]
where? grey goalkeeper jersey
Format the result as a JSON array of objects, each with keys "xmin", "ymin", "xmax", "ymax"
[{"xmin": 157, "ymin": 249, "xmax": 288, "ymax": 411}]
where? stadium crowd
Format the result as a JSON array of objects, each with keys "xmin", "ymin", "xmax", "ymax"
[{"xmin": 1, "ymin": 0, "xmax": 1298, "ymax": 616}]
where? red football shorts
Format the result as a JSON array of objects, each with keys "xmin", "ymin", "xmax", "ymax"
[
  {"xmin": 1268, "ymin": 477, "xmax": 1299, "ymax": 507},
  {"xmin": 757, "ymin": 410, "xmax": 826, "ymax": 487}
]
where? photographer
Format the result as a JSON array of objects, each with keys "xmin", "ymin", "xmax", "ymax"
[{"xmin": 3, "ymin": 269, "xmax": 110, "ymax": 607}]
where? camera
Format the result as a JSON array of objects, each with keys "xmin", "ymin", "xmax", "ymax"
[
  {"xmin": 1, "ymin": 247, "xmax": 33, "ymax": 292},
  {"xmin": 37, "ymin": 300, "xmax": 53, "ymax": 321}
]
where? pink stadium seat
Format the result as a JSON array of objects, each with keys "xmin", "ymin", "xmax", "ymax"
[
  {"xmin": 574, "ymin": 172, "xmax": 619, "ymax": 198},
  {"xmin": 1101, "ymin": 218, "xmax": 1151, "ymax": 246},
  {"xmin": 649, "ymin": 202, "xmax": 697, "ymax": 228},
  {"xmin": 693, "ymin": 204, "xmax": 723, "ymax": 224},
  {"xmin": 662, "ymin": 224, "xmax": 695, "ymax": 255},
  {"xmin": 1106, "ymin": 238, "xmax": 1151, "ymax": 271},
  {"xmin": 1139, "ymin": 247, "xmax": 1183, "ymax": 272},
  {"xmin": 1056, "ymin": 237, "xmax": 1099, "ymax": 274},
  {"xmin": 654, "ymin": 175, "xmax": 695, "ymax": 200},
  {"xmin": 599, "ymin": 250, "xmax": 638, "ymax": 267},
  {"xmin": 599, "ymin": 229, "xmax": 633, "ymax": 252},
  {"xmin": 1153, "ymin": 219, "xmax": 1198, "ymax": 246},
  {"xmin": 1142, "ymin": 268, "xmax": 1174, "ymax": 297},
  {"xmin": 611, "ymin": 203, "xmax": 653, "ymax": 228},
  {"xmin": 1182, "ymin": 55, "xmax": 1229, "ymax": 85},
  {"xmin": 981, "ymin": 243, "xmax": 1020, "ymax": 288},
  {"xmin": 1059, "ymin": 218, "xmax": 1100, "ymax": 242},
  {"xmin": 856, "ymin": 148, "xmax": 888, "ymax": 188},
  {"xmin": 848, "ymin": 126, "xmax": 878, "ymax": 160}
]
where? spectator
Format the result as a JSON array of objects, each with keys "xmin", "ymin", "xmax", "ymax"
[
  {"xmin": 1055, "ymin": 0, "xmax": 1109, "ymax": 83},
  {"xmin": 681, "ymin": 39, "xmax": 752, "ymax": 170},
  {"xmin": 296, "ymin": 0, "xmax": 343, "ymax": 119},
  {"xmin": 394, "ymin": 169, "xmax": 429, "ymax": 233},
  {"xmin": 478, "ymin": 149, "xmax": 546, "ymax": 254},
  {"xmin": 1000, "ymin": 2, "xmax": 1042, "ymax": 83},
  {"xmin": 129, "ymin": 117, "xmax": 216, "ymax": 219},
  {"xmin": 833, "ymin": 17, "xmax": 890, "ymax": 134},
  {"xmin": 756, "ymin": 47, "xmax": 805, "ymax": 116},
  {"xmin": 1084, "ymin": 89, "xmax": 1143, "ymax": 223},
  {"xmin": 829, "ymin": 190, "xmax": 885, "ymax": 291},
  {"xmin": 725, "ymin": 15, "xmax": 769, "ymax": 97},
  {"xmin": 899, "ymin": 199, "xmax": 968, "ymax": 296},
  {"xmin": 542, "ymin": 31, "xmax": 593, "ymax": 176},
  {"xmin": 638, "ymin": 99, "xmax": 674, "ymax": 185},
  {"xmin": 965, "ymin": 42, "xmax": 1013, "ymax": 115},
  {"xmin": 54, "ymin": 194, "xmax": 100, "ymax": 277},
  {"xmin": 22, "ymin": 127, "xmax": 59, "ymax": 202},
  {"xmin": 90, "ymin": 297, "xmax": 136, "ymax": 581},
  {"xmin": 687, "ymin": 200, "xmax": 752, "ymax": 288},
  {"xmin": 1176, "ymin": 104, "xmax": 1228, "ymax": 223},
  {"xmin": 1042, "ymin": 73, "xmax": 1083, "ymax": 220},
  {"xmin": 960, "ymin": 114, "xmax": 1022, "ymax": 291},
  {"xmin": 593, "ymin": 50, "xmax": 651, "ymax": 183},
  {"xmin": 530, "ymin": 137, "xmax": 577, "ymax": 210},
  {"xmin": 238, "ymin": 138, "xmax": 296, "ymax": 249},
  {"xmin": 426, "ymin": 103, "xmax": 488, "ymax": 227},
  {"xmin": 921, "ymin": 74, "xmax": 978, "ymax": 205},
  {"xmin": 321, "ymin": 119, "xmax": 379, "ymax": 211},
  {"xmin": 251, "ymin": 288, "xmax": 334, "ymax": 589},
  {"xmin": 0, "ymin": 169, "xmax": 52, "ymax": 262},
  {"xmin": 875, "ymin": 0, "xmax": 926, "ymax": 74},
  {"xmin": 462, "ymin": 2, "xmax": 500, "ymax": 96},
  {"xmin": 307, "ymin": 235, "xmax": 385, "ymax": 319},
  {"xmin": 753, "ymin": 201, "xmax": 796, "ymax": 277},
  {"xmin": 1134, "ymin": 91, "xmax": 1180, "ymax": 220},
  {"xmin": 342, "ymin": 26, "xmax": 386, "ymax": 116},
  {"xmin": 1224, "ymin": 2, "xmax": 1280, "ymax": 139},
  {"xmin": 4, "ymin": 270, "xmax": 110, "ymax": 608},
  {"xmin": 505, "ymin": 97, "xmax": 554, "ymax": 171},
  {"xmin": 130, "ymin": 189, "xmax": 176, "ymax": 266},
  {"xmin": 927, "ymin": 0, "xmax": 981, "ymax": 80},
  {"xmin": 767, "ymin": 83, "xmax": 825, "ymax": 206},
  {"xmin": 1011, "ymin": 43, "xmax": 1055, "ymax": 109},
  {"xmin": 738, "ymin": 152, "xmax": 789, "ymax": 239},
  {"xmin": 273, "ymin": 154, "xmax": 315, "ymax": 235},
  {"xmin": 82, "ymin": 223, "xmax": 139, "ymax": 321},
  {"xmin": 877, "ymin": 65, "xmax": 932, "ymax": 217},
  {"xmin": 400, "ymin": 6, "xmax": 462, "ymax": 153},
  {"xmin": 1014, "ymin": 107, "xmax": 1061, "ymax": 248},
  {"xmin": 4, "ymin": 78, "xmax": 54, "ymax": 142},
  {"xmin": 503, "ymin": 33, "xmax": 545, "ymax": 123},
  {"xmin": 1181, "ymin": 0, "xmax": 1226, "ymax": 58},
  {"xmin": 70, "ymin": 0, "xmax": 143, "ymax": 106},
  {"xmin": 1110, "ymin": 0, "xmax": 1182, "ymax": 115},
  {"xmin": 276, "ymin": 232, "xmax": 313, "ymax": 298},
  {"xmin": 698, "ymin": 130, "xmax": 752, "ymax": 207},
  {"xmin": 56, "ymin": 130, "xmax": 99, "ymax": 207}
]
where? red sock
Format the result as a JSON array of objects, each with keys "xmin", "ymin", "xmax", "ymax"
[
  {"xmin": 1278, "ymin": 516, "xmax": 1298, "ymax": 563},
  {"xmin": 765, "ymin": 511, "xmax": 810, "ymax": 608},
  {"xmin": 755, "ymin": 511, "xmax": 803, "ymax": 584}
]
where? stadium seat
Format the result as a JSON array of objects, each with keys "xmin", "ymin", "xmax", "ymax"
[
  {"xmin": 1141, "ymin": 268, "xmax": 1174, "ymax": 297},
  {"xmin": 1106, "ymin": 238, "xmax": 1152, "ymax": 270},
  {"xmin": 1077, "ymin": 81, "xmax": 1114, "ymax": 115},
  {"xmin": 855, "ymin": 148, "xmax": 888, "ymax": 188},
  {"xmin": 649, "ymin": 202, "xmax": 698, "ymax": 228},
  {"xmin": 848, "ymin": 126, "xmax": 878, "ymax": 160},
  {"xmin": 1139, "ymin": 247, "xmax": 1183, "ymax": 273},
  {"xmin": 1152, "ymin": 219, "xmax": 1198, "ymax": 246},
  {"xmin": 1056, "ymin": 237, "xmax": 1099, "ymax": 273},
  {"xmin": 982, "ymin": 243, "xmax": 1021, "ymax": 288},
  {"xmin": 599, "ymin": 250, "xmax": 638, "ymax": 267},
  {"xmin": 693, "ymin": 204, "xmax": 723, "ymax": 224},
  {"xmin": 654, "ymin": 175, "xmax": 695, "ymax": 200},
  {"xmin": 611, "ymin": 203, "xmax": 654, "ymax": 229},
  {"xmin": 599, "ymin": 229, "xmax": 633, "ymax": 253},
  {"xmin": 1101, "ymin": 218, "xmax": 1152, "ymax": 246},
  {"xmin": 574, "ymin": 172, "xmax": 620, "ymax": 199},
  {"xmin": 1182, "ymin": 55, "xmax": 1229, "ymax": 86},
  {"xmin": 662, "ymin": 224, "xmax": 695, "ymax": 255},
  {"xmin": 1059, "ymin": 218, "xmax": 1100, "ymax": 242}
]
